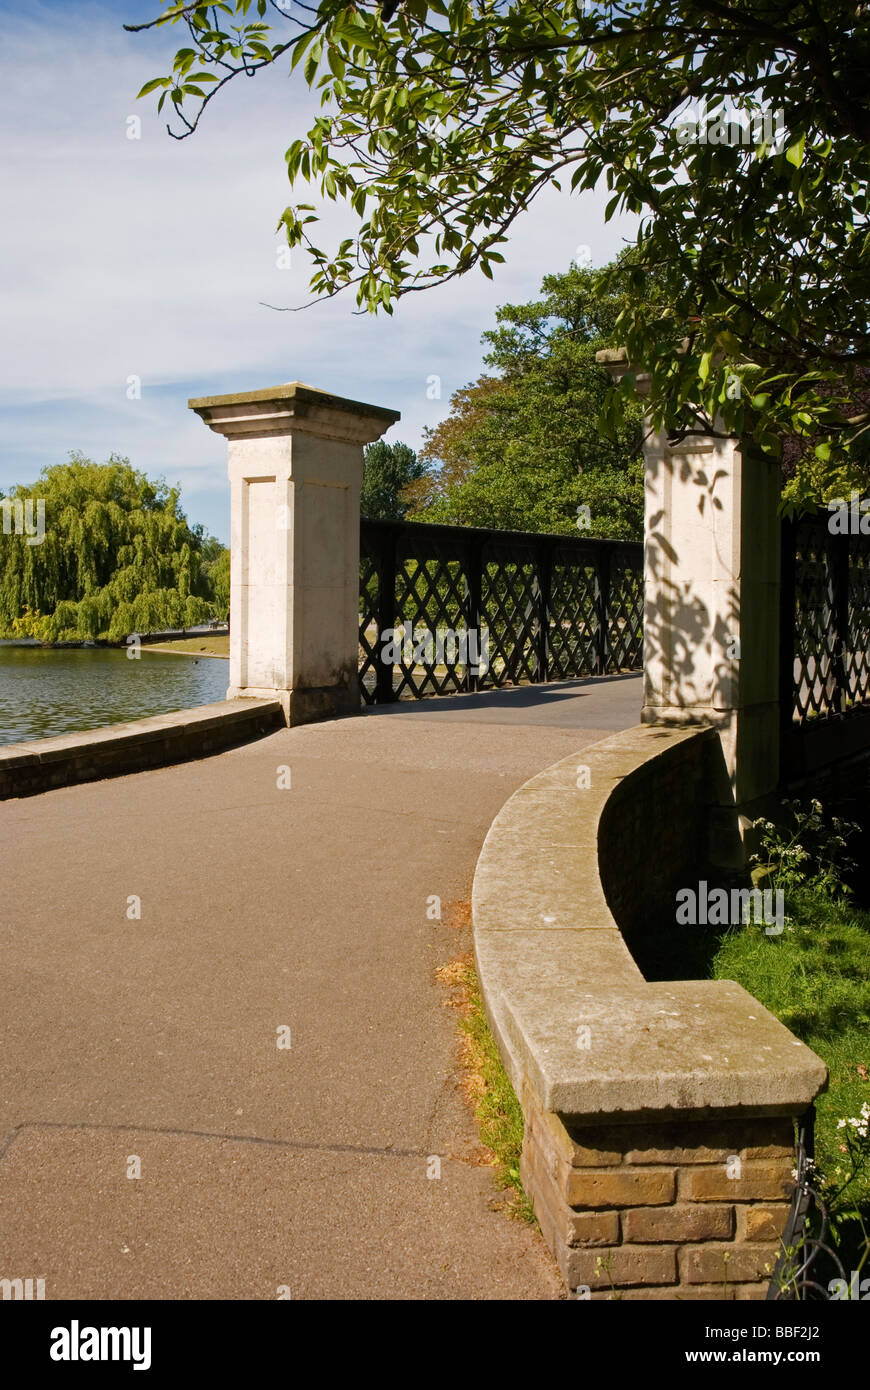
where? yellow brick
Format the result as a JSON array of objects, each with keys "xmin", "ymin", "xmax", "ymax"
[
  {"xmin": 565, "ymin": 1245, "xmax": 677, "ymax": 1290},
  {"xmin": 623, "ymin": 1203, "xmax": 733, "ymax": 1243},
  {"xmin": 680, "ymin": 1243, "xmax": 779, "ymax": 1284},
  {"xmin": 679, "ymin": 1162, "xmax": 794, "ymax": 1203},
  {"xmin": 565, "ymin": 1167, "xmax": 675, "ymax": 1209},
  {"xmin": 737, "ymin": 1205, "xmax": 790, "ymax": 1241}
]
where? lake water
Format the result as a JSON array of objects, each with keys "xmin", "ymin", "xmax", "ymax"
[{"xmin": 0, "ymin": 645, "xmax": 230, "ymax": 746}]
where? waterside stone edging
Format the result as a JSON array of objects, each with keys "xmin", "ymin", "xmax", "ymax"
[{"xmin": 0, "ymin": 698, "xmax": 284, "ymax": 799}]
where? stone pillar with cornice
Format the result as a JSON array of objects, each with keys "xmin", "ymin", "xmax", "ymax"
[
  {"xmin": 597, "ymin": 349, "xmax": 782, "ymax": 831},
  {"xmin": 189, "ymin": 382, "xmax": 399, "ymax": 725}
]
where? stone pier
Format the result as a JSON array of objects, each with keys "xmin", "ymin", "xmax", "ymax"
[
  {"xmin": 189, "ymin": 382, "xmax": 399, "ymax": 724},
  {"xmin": 597, "ymin": 349, "xmax": 782, "ymax": 829}
]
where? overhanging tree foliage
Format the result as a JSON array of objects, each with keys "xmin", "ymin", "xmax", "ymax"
[
  {"xmin": 130, "ymin": 1, "xmax": 870, "ymax": 491},
  {"xmin": 0, "ymin": 456, "xmax": 224, "ymax": 641}
]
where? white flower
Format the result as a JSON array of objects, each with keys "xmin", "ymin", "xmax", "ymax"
[{"xmin": 836, "ymin": 1102, "xmax": 870, "ymax": 1140}]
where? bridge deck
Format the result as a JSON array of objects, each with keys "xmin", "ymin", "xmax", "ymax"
[{"xmin": 0, "ymin": 673, "xmax": 640, "ymax": 1300}]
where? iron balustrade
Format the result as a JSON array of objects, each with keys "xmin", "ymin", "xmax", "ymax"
[
  {"xmin": 767, "ymin": 1118, "xmax": 846, "ymax": 1300},
  {"xmin": 359, "ymin": 517, "xmax": 643, "ymax": 704},
  {"xmin": 780, "ymin": 509, "xmax": 870, "ymax": 727}
]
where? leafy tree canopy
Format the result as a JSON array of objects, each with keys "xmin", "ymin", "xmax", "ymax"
[
  {"xmin": 405, "ymin": 262, "xmax": 644, "ymax": 536},
  {"xmin": 131, "ymin": 1, "xmax": 870, "ymax": 491},
  {"xmin": 361, "ymin": 439, "xmax": 429, "ymax": 518},
  {"xmin": 0, "ymin": 455, "xmax": 226, "ymax": 641}
]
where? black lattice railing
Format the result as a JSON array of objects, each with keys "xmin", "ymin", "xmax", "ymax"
[
  {"xmin": 781, "ymin": 509, "xmax": 870, "ymax": 729},
  {"xmin": 359, "ymin": 518, "xmax": 643, "ymax": 704},
  {"xmin": 767, "ymin": 1119, "xmax": 846, "ymax": 1300}
]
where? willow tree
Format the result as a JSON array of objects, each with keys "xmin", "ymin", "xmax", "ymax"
[
  {"xmin": 0, "ymin": 455, "xmax": 220, "ymax": 641},
  {"xmin": 130, "ymin": 1, "xmax": 870, "ymax": 496}
]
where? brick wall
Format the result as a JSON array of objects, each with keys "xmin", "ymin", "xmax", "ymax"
[{"xmin": 521, "ymin": 1088, "xmax": 794, "ymax": 1300}]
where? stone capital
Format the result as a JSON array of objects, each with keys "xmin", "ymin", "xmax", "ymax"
[
  {"xmin": 595, "ymin": 347, "xmax": 651, "ymax": 397},
  {"xmin": 188, "ymin": 381, "xmax": 400, "ymax": 445}
]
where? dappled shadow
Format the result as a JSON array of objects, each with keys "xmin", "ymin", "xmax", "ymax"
[{"xmin": 643, "ymin": 439, "xmax": 743, "ymax": 720}]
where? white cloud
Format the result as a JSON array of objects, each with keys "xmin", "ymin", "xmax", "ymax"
[{"xmin": 0, "ymin": 1, "xmax": 638, "ymax": 540}]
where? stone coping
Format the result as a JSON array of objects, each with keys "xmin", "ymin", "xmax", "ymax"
[
  {"xmin": 472, "ymin": 724, "xmax": 827, "ymax": 1124},
  {"xmin": 189, "ymin": 380, "xmax": 400, "ymax": 419},
  {"xmin": 0, "ymin": 698, "xmax": 284, "ymax": 799},
  {"xmin": 189, "ymin": 382, "xmax": 400, "ymax": 443}
]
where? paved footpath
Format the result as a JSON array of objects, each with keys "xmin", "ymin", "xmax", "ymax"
[{"xmin": 0, "ymin": 674, "xmax": 640, "ymax": 1300}]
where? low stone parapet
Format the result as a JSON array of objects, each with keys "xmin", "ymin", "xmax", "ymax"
[
  {"xmin": 0, "ymin": 698, "xmax": 284, "ymax": 799},
  {"xmin": 472, "ymin": 724, "xmax": 827, "ymax": 1299}
]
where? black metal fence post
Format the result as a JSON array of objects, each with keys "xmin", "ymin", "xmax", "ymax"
[
  {"xmin": 538, "ymin": 538, "xmax": 553, "ymax": 681},
  {"xmin": 828, "ymin": 528, "xmax": 849, "ymax": 715},
  {"xmin": 779, "ymin": 515, "xmax": 797, "ymax": 782},
  {"xmin": 594, "ymin": 545, "xmax": 611, "ymax": 675},
  {"xmin": 375, "ymin": 524, "xmax": 397, "ymax": 704},
  {"xmin": 468, "ymin": 535, "xmax": 483, "ymax": 693}
]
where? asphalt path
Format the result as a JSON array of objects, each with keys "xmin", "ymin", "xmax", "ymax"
[{"xmin": 0, "ymin": 673, "xmax": 641, "ymax": 1299}]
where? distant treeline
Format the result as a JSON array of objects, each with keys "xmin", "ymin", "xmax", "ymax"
[{"xmin": 0, "ymin": 455, "xmax": 229, "ymax": 643}]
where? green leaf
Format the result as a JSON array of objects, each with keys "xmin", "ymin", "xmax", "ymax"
[
  {"xmin": 137, "ymin": 77, "xmax": 169, "ymax": 98},
  {"xmin": 303, "ymin": 43, "xmax": 322, "ymax": 85},
  {"xmin": 290, "ymin": 30, "xmax": 319, "ymax": 72}
]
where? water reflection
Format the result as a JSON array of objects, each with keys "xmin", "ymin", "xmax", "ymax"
[{"xmin": 0, "ymin": 645, "xmax": 229, "ymax": 746}]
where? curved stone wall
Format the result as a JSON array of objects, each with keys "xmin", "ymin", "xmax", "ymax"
[{"xmin": 472, "ymin": 723, "xmax": 827, "ymax": 1299}]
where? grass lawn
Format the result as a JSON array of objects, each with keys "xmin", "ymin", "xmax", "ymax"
[
  {"xmin": 713, "ymin": 885, "xmax": 870, "ymax": 1253},
  {"xmin": 143, "ymin": 634, "xmax": 229, "ymax": 657}
]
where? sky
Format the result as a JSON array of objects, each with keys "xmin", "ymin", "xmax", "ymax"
[{"xmin": 0, "ymin": 0, "xmax": 638, "ymax": 543}]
